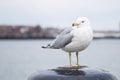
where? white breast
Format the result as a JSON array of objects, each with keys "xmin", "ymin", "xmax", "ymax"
[{"xmin": 62, "ymin": 27, "xmax": 93, "ymax": 52}]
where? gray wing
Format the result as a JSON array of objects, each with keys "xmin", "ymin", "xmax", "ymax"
[{"xmin": 50, "ymin": 27, "xmax": 73, "ymax": 49}]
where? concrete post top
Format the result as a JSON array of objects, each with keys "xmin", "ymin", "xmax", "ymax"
[{"xmin": 28, "ymin": 66, "xmax": 117, "ymax": 80}]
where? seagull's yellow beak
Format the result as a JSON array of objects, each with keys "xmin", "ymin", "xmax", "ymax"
[{"xmin": 72, "ymin": 23, "xmax": 79, "ymax": 27}]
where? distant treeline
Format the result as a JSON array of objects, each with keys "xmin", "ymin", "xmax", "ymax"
[{"xmin": 0, "ymin": 25, "xmax": 61, "ymax": 39}]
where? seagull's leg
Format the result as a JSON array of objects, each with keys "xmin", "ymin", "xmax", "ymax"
[
  {"xmin": 68, "ymin": 52, "xmax": 72, "ymax": 67},
  {"xmin": 76, "ymin": 52, "xmax": 80, "ymax": 67}
]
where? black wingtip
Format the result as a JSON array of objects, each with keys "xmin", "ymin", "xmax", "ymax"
[{"xmin": 41, "ymin": 46, "xmax": 46, "ymax": 48}]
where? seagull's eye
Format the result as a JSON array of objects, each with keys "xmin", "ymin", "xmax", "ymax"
[{"xmin": 82, "ymin": 21, "xmax": 84, "ymax": 23}]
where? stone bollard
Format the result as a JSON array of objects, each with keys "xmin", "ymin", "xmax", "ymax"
[{"xmin": 28, "ymin": 66, "xmax": 117, "ymax": 80}]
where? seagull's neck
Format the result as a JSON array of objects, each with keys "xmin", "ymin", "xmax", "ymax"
[{"xmin": 72, "ymin": 26, "xmax": 91, "ymax": 31}]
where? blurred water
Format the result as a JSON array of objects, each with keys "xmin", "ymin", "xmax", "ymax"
[{"xmin": 0, "ymin": 39, "xmax": 120, "ymax": 80}]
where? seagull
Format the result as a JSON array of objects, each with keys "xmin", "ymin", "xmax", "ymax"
[{"xmin": 42, "ymin": 17, "xmax": 93, "ymax": 67}]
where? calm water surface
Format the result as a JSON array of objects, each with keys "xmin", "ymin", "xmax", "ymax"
[{"xmin": 0, "ymin": 39, "xmax": 120, "ymax": 80}]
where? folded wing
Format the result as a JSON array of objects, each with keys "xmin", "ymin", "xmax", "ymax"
[{"xmin": 50, "ymin": 27, "xmax": 73, "ymax": 49}]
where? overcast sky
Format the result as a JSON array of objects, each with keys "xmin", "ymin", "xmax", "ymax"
[{"xmin": 0, "ymin": 0, "xmax": 120, "ymax": 30}]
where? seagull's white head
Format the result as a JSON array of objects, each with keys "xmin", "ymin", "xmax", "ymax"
[{"xmin": 72, "ymin": 17, "xmax": 90, "ymax": 28}]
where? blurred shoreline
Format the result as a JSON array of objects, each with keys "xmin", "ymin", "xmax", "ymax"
[{"xmin": 0, "ymin": 25, "xmax": 120, "ymax": 39}]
